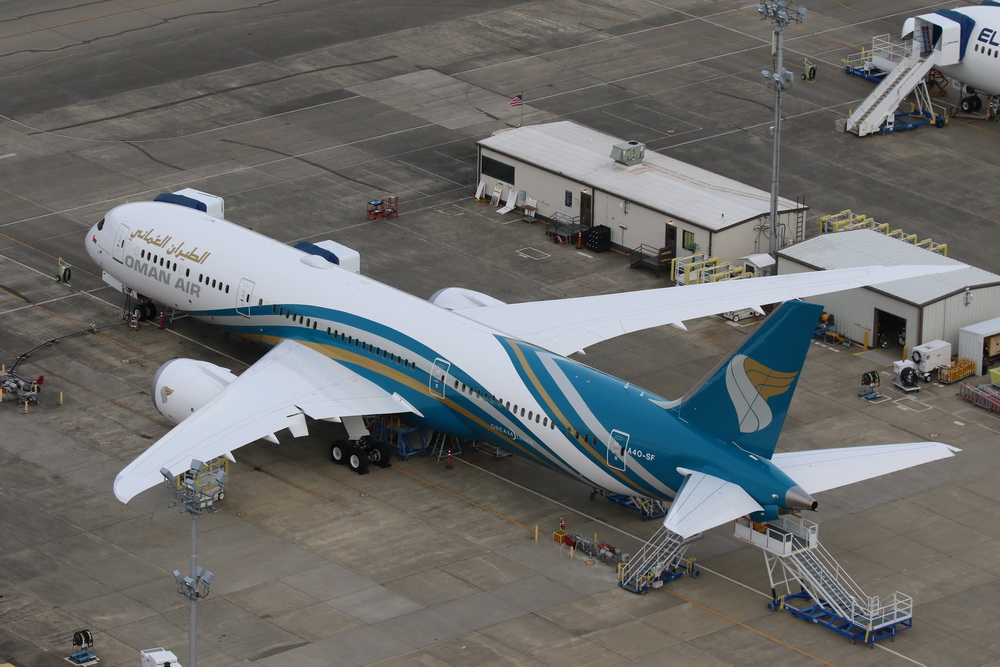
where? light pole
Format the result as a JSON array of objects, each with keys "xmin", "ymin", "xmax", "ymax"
[
  {"xmin": 162, "ymin": 459, "xmax": 227, "ymax": 667},
  {"xmin": 757, "ymin": 1, "xmax": 806, "ymax": 261}
]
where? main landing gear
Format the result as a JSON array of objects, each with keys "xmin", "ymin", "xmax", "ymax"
[
  {"xmin": 330, "ymin": 436, "xmax": 392, "ymax": 475},
  {"xmin": 960, "ymin": 94, "xmax": 983, "ymax": 113}
]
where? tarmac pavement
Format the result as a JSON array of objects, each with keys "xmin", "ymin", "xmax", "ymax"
[{"xmin": 1, "ymin": 2, "xmax": 999, "ymax": 666}]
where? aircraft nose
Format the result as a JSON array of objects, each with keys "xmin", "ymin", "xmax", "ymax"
[{"xmin": 785, "ymin": 485, "xmax": 818, "ymax": 511}]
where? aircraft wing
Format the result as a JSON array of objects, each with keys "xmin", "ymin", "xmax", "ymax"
[
  {"xmin": 114, "ymin": 339, "xmax": 416, "ymax": 503},
  {"xmin": 771, "ymin": 442, "xmax": 961, "ymax": 495},
  {"xmin": 663, "ymin": 469, "xmax": 764, "ymax": 539},
  {"xmin": 453, "ymin": 264, "xmax": 962, "ymax": 355}
]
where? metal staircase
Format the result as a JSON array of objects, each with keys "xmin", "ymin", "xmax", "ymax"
[
  {"xmin": 847, "ymin": 46, "xmax": 938, "ymax": 136},
  {"xmin": 735, "ymin": 516, "xmax": 913, "ymax": 645},
  {"xmin": 618, "ymin": 525, "xmax": 700, "ymax": 594}
]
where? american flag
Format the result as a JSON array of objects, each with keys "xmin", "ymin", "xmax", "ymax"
[{"xmin": 508, "ymin": 94, "xmax": 524, "ymax": 107}]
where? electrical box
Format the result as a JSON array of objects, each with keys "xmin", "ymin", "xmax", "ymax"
[
  {"xmin": 140, "ymin": 647, "xmax": 181, "ymax": 667},
  {"xmin": 911, "ymin": 339, "xmax": 952, "ymax": 378}
]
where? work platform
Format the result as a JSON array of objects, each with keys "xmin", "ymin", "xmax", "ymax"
[
  {"xmin": 843, "ymin": 28, "xmax": 949, "ymax": 136},
  {"xmin": 735, "ymin": 516, "xmax": 913, "ymax": 645}
]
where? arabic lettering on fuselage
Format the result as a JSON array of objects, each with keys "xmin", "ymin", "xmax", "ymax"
[{"xmin": 129, "ymin": 228, "xmax": 211, "ymax": 264}]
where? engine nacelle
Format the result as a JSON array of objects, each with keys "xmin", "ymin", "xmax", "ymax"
[
  {"xmin": 429, "ymin": 287, "xmax": 506, "ymax": 310},
  {"xmin": 151, "ymin": 358, "xmax": 238, "ymax": 424}
]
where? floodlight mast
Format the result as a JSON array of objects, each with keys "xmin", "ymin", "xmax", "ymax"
[
  {"xmin": 164, "ymin": 460, "xmax": 225, "ymax": 667},
  {"xmin": 757, "ymin": 1, "xmax": 806, "ymax": 261}
]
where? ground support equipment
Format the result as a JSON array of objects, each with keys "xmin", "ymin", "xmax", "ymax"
[
  {"xmin": 366, "ymin": 196, "xmax": 398, "ymax": 221},
  {"xmin": 958, "ymin": 382, "xmax": 1000, "ymax": 413},
  {"xmin": 428, "ymin": 431, "xmax": 464, "ymax": 460},
  {"xmin": 66, "ymin": 629, "xmax": 98, "ymax": 665},
  {"xmin": 590, "ymin": 488, "xmax": 667, "ymax": 520},
  {"xmin": 938, "ymin": 358, "xmax": 975, "ymax": 384},
  {"xmin": 735, "ymin": 516, "xmax": 913, "ymax": 646},
  {"xmin": 618, "ymin": 525, "xmax": 700, "ymax": 594},
  {"xmin": 366, "ymin": 415, "xmax": 426, "ymax": 458},
  {"xmin": 858, "ymin": 370, "xmax": 883, "ymax": 401}
]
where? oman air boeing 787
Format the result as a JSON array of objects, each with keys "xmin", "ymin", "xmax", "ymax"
[{"xmin": 87, "ymin": 198, "xmax": 959, "ymax": 538}]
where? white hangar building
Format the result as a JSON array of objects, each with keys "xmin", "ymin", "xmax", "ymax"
[
  {"xmin": 476, "ymin": 121, "xmax": 806, "ymax": 263},
  {"xmin": 778, "ymin": 230, "xmax": 1000, "ymax": 352}
]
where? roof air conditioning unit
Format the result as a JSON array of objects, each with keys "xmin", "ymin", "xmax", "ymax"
[{"xmin": 610, "ymin": 140, "xmax": 645, "ymax": 166}]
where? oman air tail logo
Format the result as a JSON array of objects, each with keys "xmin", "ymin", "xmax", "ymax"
[{"xmin": 725, "ymin": 354, "xmax": 798, "ymax": 433}]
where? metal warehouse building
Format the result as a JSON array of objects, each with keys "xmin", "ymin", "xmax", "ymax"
[
  {"xmin": 778, "ymin": 230, "xmax": 1000, "ymax": 352},
  {"xmin": 476, "ymin": 121, "xmax": 807, "ymax": 263}
]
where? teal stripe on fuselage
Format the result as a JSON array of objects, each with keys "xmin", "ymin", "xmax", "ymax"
[
  {"xmin": 496, "ymin": 336, "xmax": 672, "ymax": 498},
  {"xmin": 186, "ymin": 304, "xmax": 582, "ymax": 472}
]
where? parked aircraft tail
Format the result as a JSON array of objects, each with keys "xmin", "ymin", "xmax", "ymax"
[{"xmin": 674, "ymin": 300, "xmax": 821, "ymax": 459}]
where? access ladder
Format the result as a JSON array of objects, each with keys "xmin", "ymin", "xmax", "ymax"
[
  {"xmin": 735, "ymin": 516, "xmax": 912, "ymax": 645},
  {"xmin": 618, "ymin": 525, "xmax": 700, "ymax": 594},
  {"xmin": 847, "ymin": 46, "xmax": 939, "ymax": 136}
]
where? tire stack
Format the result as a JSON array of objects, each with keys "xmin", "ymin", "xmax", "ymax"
[{"xmin": 586, "ymin": 225, "xmax": 611, "ymax": 252}]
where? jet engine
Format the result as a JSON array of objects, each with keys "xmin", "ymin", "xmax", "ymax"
[{"xmin": 150, "ymin": 358, "xmax": 238, "ymax": 424}]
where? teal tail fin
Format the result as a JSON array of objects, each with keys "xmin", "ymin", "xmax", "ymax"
[{"xmin": 674, "ymin": 300, "xmax": 822, "ymax": 459}]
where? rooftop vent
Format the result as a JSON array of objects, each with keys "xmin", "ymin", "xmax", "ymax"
[{"xmin": 610, "ymin": 140, "xmax": 645, "ymax": 166}]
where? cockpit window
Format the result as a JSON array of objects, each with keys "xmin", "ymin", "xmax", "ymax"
[{"xmin": 96, "ymin": 217, "xmax": 105, "ymax": 231}]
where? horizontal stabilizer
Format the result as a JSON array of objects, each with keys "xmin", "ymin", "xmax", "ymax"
[
  {"xmin": 664, "ymin": 469, "xmax": 764, "ymax": 538},
  {"xmin": 772, "ymin": 442, "xmax": 960, "ymax": 495}
]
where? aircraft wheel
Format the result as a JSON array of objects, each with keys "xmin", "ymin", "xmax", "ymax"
[
  {"xmin": 330, "ymin": 440, "xmax": 349, "ymax": 464},
  {"xmin": 347, "ymin": 446, "xmax": 370, "ymax": 475},
  {"xmin": 973, "ymin": 96, "xmax": 984, "ymax": 111},
  {"xmin": 961, "ymin": 97, "xmax": 976, "ymax": 113},
  {"xmin": 369, "ymin": 442, "xmax": 392, "ymax": 468}
]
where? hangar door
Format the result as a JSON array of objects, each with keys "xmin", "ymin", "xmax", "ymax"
[{"xmin": 875, "ymin": 309, "xmax": 907, "ymax": 352}]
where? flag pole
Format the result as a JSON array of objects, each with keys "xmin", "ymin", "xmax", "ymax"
[{"xmin": 519, "ymin": 90, "xmax": 524, "ymax": 127}]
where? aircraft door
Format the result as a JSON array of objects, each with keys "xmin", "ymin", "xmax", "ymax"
[
  {"xmin": 113, "ymin": 223, "xmax": 130, "ymax": 264},
  {"xmin": 429, "ymin": 358, "xmax": 451, "ymax": 398},
  {"xmin": 236, "ymin": 278, "xmax": 255, "ymax": 317},
  {"xmin": 606, "ymin": 430, "xmax": 629, "ymax": 471}
]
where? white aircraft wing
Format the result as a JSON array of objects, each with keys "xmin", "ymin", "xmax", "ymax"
[
  {"xmin": 114, "ymin": 340, "xmax": 416, "ymax": 503},
  {"xmin": 663, "ymin": 469, "xmax": 764, "ymax": 539},
  {"xmin": 771, "ymin": 442, "xmax": 961, "ymax": 495},
  {"xmin": 453, "ymin": 264, "xmax": 962, "ymax": 355}
]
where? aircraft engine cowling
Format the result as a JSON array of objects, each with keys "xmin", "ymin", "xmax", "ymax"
[
  {"xmin": 151, "ymin": 358, "xmax": 238, "ymax": 424},
  {"xmin": 429, "ymin": 287, "xmax": 506, "ymax": 310}
]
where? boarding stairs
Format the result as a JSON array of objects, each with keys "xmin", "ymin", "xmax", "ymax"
[
  {"xmin": 618, "ymin": 524, "xmax": 699, "ymax": 594},
  {"xmin": 847, "ymin": 45, "xmax": 937, "ymax": 136},
  {"xmin": 735, "ymin": 516, "xmax": 912, "ymax": 644}
]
